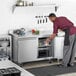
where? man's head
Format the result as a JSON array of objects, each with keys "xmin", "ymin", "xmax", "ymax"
[{"xmin": 48, "ymin": 13, "xmax": 56, "ymax": 22}]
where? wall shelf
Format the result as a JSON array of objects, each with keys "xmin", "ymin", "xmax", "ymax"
[{"xmin": 12, "ymin": 4, "xmax": 58, "ymax": 13}]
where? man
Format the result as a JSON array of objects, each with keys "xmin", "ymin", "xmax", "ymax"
[{"xmin": 45, "ymin": 13, "xmax": 76, "ymax": 67}]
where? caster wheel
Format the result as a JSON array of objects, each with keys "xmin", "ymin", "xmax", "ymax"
[{"xmin": 49, "ymin": 60, "xmax": 53, "ymax": 63}]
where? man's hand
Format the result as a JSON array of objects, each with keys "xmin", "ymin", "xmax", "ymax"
[
  {"xmin": 45, "ymin": 33, "xmax": 56, "ymax": 45},
  {"xmin": 45, "ymin": 38, "xmax": 50, "ymax": 45}
]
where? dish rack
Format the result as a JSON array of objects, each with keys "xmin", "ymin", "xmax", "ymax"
[{"xmin": 0, "ymin": 35, "xmax": 12, "ymax": 61}]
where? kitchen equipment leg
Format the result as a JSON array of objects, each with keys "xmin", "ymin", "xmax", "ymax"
[
  {"xmin": 48, "ymin": 57, "xmax": 53, "ymax": 63},
  {"xmin": 57, "ymin": 59, "xmax": 60, "ymax": 65}
]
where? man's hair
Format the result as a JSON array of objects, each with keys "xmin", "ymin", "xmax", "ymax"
[{"xmin": 48, "ymin": 13, "xmax": 56, "ymax": 17}]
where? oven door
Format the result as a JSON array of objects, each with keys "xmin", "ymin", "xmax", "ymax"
[{"xmin": 38, "ymin": 47, "xmax": 50, "ymax": 58}]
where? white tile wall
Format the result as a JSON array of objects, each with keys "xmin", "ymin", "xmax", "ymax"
[{"xmin": 0, "ymin": 0, "xmax": 76, "ymax": 34}]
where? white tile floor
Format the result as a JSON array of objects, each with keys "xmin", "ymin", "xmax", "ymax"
[
  {"xmin": 57, "ymin": 73, "xmax": 76, "ymax": 76},
  {"xmin": 22, "ymin": 60, "xmax": 76, "ymax": 76},
  {"xmin": 22, "ymin": 60, "xmax": 56, "ymax": 69}
]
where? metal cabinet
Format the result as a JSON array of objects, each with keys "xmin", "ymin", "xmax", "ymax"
[
  {"xmin": 12, "ymin": 34, "xmax": 64, "ymax": 64},
  {"xmin": 13, "ymin": 37, "xmax": 38, "ymax": 64},
  {"xmin": 18, "ymin": 37, "xmax": 38, "ymax": 63}
]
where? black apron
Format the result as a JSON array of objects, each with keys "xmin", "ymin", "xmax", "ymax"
[{"xmin": 63, "ymin": 28, "xmax": 70, "ymax": 46}]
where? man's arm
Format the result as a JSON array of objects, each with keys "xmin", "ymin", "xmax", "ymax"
[
  {"xmin": 45, "ymin": 22, "xmax": 58, "ymax": 44},
  {"xmin": 45, "ymin": 33, "xmax": 56, "ymax": 44}
]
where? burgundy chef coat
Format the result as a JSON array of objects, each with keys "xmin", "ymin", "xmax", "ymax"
[{"xmin": 53, "ymin": 17, "xmax": 76, "ymax": 35}]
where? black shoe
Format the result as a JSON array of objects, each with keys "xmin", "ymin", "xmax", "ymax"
[{"xmin": 67, "ymin": 64, "xmax": 74, "ymax": 67}]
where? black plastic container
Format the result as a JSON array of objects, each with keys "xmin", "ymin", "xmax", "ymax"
[
  {"xmin": 0, "ymin": 69, "xmax": 11, "ymax": 76},
  {"xmin": 0, "ymin": 67, "xmax": 21, "ymax": 76},
  {"xmin": 7, "ymin": 67, "xmax": 21, "ymax": 76}
]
